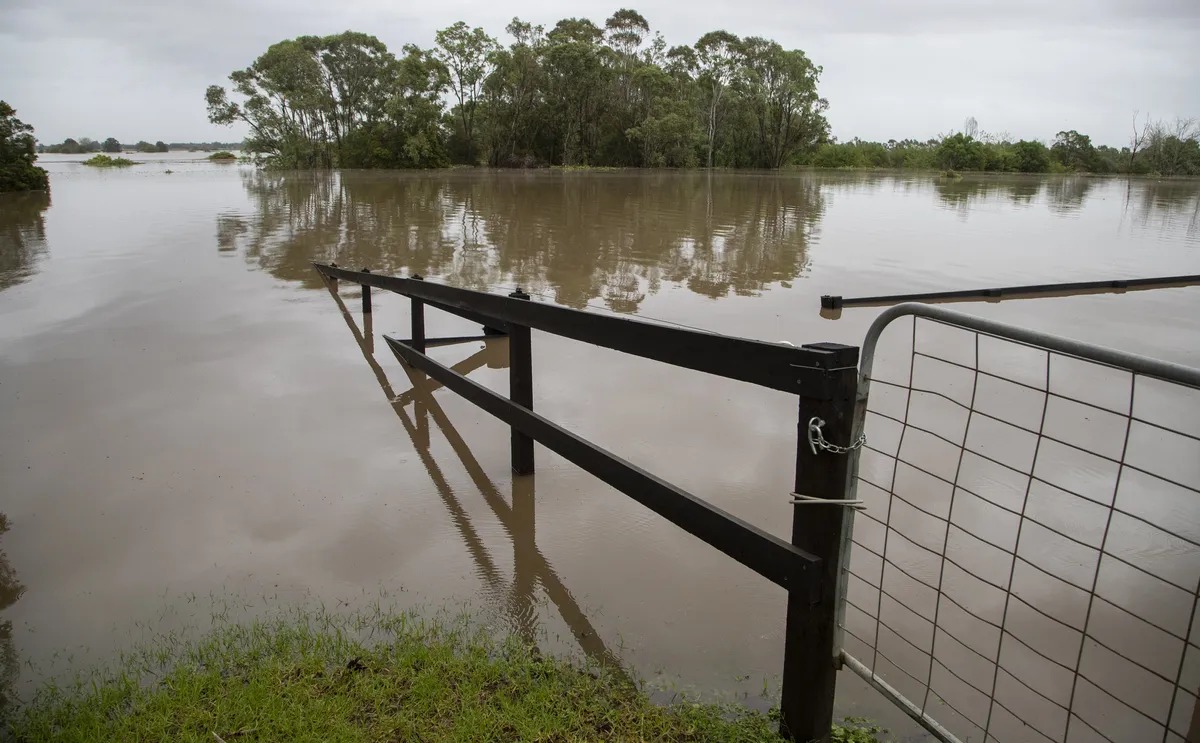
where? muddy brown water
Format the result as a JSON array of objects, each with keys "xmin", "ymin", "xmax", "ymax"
[{"xmin": 2, "ymin": 155, "xmax": 1199, "ymax": 739}]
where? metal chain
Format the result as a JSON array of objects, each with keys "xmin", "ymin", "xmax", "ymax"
[{"xmin": 807, "ymin": 417, "xmax": 867, "ymax": 456}]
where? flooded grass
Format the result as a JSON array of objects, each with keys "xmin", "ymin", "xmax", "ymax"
[{"xmin": 4, "ymin": 603, "xmax": 865, "ymax": 742}]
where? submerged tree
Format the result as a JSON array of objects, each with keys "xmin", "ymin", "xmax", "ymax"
[
  {"xmin": 207, "ymin": 31, "xmax": 451, "ymax": 169},
  {"xmin": 734, "ymin": 38, "xmax": 828, "ymax": 168},
  {"xmin": 1051, "ymin": 130, "xmax": 1098, "ymax": 171},
  {"xmin": 435, "ymin": 22, "xmax": 499, "ymax": 164},
  {"xmin": 694, "ymin": 31, "xmax": 740, "ymax": 168},
  {"xmin": 1142, "ymin": 118, "xmax": 1200, "ymax": 176},
  {"xmin": 0, "ymin": 102, "xmax": 49, "ymax": 193},
  {"xmin": 206, "ymin": 16, "xmax": 831, "ymax": 170},
  {"xmin": 479, "ymin": 18, "xmax": 547, "ymax": 167}
]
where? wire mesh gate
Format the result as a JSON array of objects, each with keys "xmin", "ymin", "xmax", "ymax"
[{"xmin": 839, "ymin": 303, "xmax": 1200, "ymax": 743}]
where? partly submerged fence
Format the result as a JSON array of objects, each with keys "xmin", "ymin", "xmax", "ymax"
[
  {"xmin": 840, "ymin": 303, "xmax": 1200, "ymax": 743},
  {"xmin": 314, "ymin": 261, "xmax": 862, "ymax": 742},
  {"xmin": 314, "ymin": 263, "xmax": 1200, "ymax": 743}
]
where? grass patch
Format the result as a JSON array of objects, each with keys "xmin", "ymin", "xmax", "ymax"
[
  {"xmin": 832, "ymin": 717, "xmax": 887, "ymax": 742},
  {"xmin": 553, "ymin": 164, "xmax": 626, "ymax": 172},
  {"xmin": 208, "ymin": 151, "xmax": 238, "ymax": 161},
  {"xmin": 938, "ymin": 169, "xmax": 963, "ymax": 179},
  {"xmin": 7, "ymin": 605, "xmax": 877, "ymax": 742},
  {"xmin": 82, "ymin": 155, "xmax": 135, "ymax": 168}
]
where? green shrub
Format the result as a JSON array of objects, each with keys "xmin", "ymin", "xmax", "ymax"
[
  {"xmin": 82, "ymin": 154, "xmax": 135, "ymax": 167},
  {"xmin": 1011, "ymin": 140, "xmax": 1051, "ymax": 172},
  {"xmin": 832, "ymin": 717, "xmax": 887, "ymax": 742},
  {"xmin": 937, "ymin": 133, "xmax": 986, "ymax": 171},
  {"xmin": 208, "ymin": 151, "xmax": 238, "ymax": 161}
]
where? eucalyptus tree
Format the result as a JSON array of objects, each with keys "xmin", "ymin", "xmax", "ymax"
[
  {"xmin": 694, "ymin": 31, "xmax": 740, "ymax": 168},
  {"xmin": 435, "ymin": 22, "xmax": 500, "ymax": 163},
  {"xmin": 734, "ymin": 38, "xmax": 828, "ymax": 168},
  {"xmin": 480, "ymin": 18, "xmax": 547, "ymax": 166}
]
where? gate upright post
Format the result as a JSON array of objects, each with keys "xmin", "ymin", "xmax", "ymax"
[
  {"xmin": 507, "ymin": 289, "xmax": 534, "ymax": 475},
  {"xmin": 780, "ymin": 342, "xmax": 860, "ymax": 743}
]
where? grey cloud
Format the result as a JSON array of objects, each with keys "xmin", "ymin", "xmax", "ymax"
[{"xmin": 2, "ymin": 0, "xmax": 1197, "ymax": 145}]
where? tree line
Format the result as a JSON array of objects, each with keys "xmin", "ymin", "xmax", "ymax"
[
  {"xmin": 38, "ymin": 138, "xmax": 170, "ymax": 154},
  {"xmin": 810, "ymin": 116, "xmax": 1200, "ymax": 176},
  {"xmin": 205, "ymin": 18, "xmax": 1199, "ymax": 175},
  {"xmin": 205, "ymin": 14, "xmax": 830, "ymax": 169}
]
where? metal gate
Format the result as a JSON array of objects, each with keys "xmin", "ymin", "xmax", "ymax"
[{"xmin": 839, "ymin": 303, "xmax": 1200, "ymax": 743}]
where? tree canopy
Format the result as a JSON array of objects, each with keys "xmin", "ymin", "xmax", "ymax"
[
  {"xmin": 0, "ymin": 101, "xmax": 50, "ymax": 193},
  {"xmin": 42, "ymin": 137, "xmax": 98, "ymax": 154},
  {"xmin": 205, "ymin": 16, "xmax": 831, "ymax": 169}
]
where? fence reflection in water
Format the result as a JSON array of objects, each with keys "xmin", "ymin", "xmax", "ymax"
[
  {"xmin": 840, "ymin": 304, "xmax": 1200, "ymax": 743},
  {"xmin": 322, "ymin": 282, "xmax": 626, "ymax": 672}
]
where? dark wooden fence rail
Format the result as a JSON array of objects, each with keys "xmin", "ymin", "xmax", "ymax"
[{"xmin": 313, "ymin": 262, "xmax": 862, "ymax": 743}]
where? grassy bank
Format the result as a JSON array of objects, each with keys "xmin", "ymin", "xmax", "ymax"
[{"xmin": 3, "ymin": 607, "xmax": 884, "ymax": 742}]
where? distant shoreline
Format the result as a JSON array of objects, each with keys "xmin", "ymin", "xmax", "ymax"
[{"xmin": 27, "ymin": 155, "xmax": 1200, "ymax": 181}]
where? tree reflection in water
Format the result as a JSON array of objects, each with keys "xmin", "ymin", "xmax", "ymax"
[
  {"xmin": 0, "ymin": 514, "xmax": 26, "ymax": 715},
  {"xmin": 217, "ymin": 171, "xmax": 1200, "ymax": 306},
  {"xmin": 0, "ymin": 192, "xmax": 51, "ymax": 292},
  {"xmin": 1122, "ymin": 179, "xmax": 1200, "ymax": 239},
  {"xmin": 320, "ymin": 282, "xmax": 627, "ymax": 674},
  {"xmin": 218, "ymin": 171, "xmax": 825, "ymax": 313}
]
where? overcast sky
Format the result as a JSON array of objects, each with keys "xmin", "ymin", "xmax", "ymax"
[{"xmin": 2, "ymin": 0, "xmax": 1198, "ymax": 147}]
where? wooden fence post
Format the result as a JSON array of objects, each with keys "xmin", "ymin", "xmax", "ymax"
[
  {"xmin": 780, "ymin": 342, "xmax": 860, "ymax": 743},
  {"xmin": 411, "ymin": 274, "xmax": 426, "ymax": 354},
  {"xmin": 508, "ymin": 288, "xmax": 534, "ymax": 475},
  {"xmin": 361, "ymin": 267, "xmax": 372, "ymax": 314}
]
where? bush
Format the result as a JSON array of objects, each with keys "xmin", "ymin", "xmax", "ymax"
[
  {"xmin": 208, "ymin": 151, "xmax": 238, "ymax": 161},
  {"xmin": 1011, "ymin": 140, "xmax": 1051, "ymax": 173},
  {"xmin": 340, "ymin": 125, "xmax": 449, "ymax": 169},
  {"xmin": 810, "ymin": 143, "xmax": 862, "ymax": 168},
  {"xmin": 937, "ymin": 133, "xmax": 986, "ymax": 171},
  {"xmin": 83, "ymin": 154, "xmax": 136, "ymax": 167},
  {"xmin": 1051, "ymin": 130, "xmax": 1098, "ymax": 171}
]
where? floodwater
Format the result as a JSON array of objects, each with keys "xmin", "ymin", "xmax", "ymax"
[{"xmin": 2, "ymin": 153, "xmax": 1199, "ymax": 738}]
